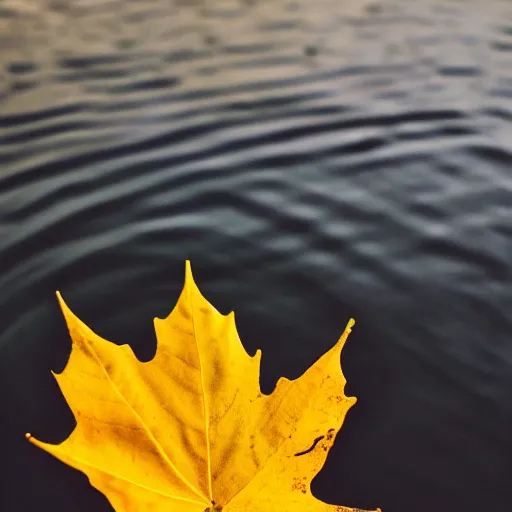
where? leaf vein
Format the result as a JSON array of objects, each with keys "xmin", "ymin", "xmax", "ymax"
[{"xmin": 83, "ymin": 338, "xmax": 208, "ymax": 504}]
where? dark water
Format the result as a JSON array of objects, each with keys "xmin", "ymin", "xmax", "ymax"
[{"xmin": 2, "ymin": 0, "xmax": 512, "ymax": 510}]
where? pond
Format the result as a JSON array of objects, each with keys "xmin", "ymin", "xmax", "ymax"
[{"xmin": 1, "ymin": 1, "xmax": 512, "ymax": 511}]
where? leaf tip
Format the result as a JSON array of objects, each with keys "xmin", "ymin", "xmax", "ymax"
[
  {"xmin": 335, "ymin": 317, "xmax": 355, "ymax": 350},
  {"xmin": 50, "ymin": 369, "xmax": 61, "ymax": 379},
  {"xmin": 25, "ymin": 432, "xmax": 42, "ymax": 448},
  {"xmin": 55, "ymin": 290, "xmax": 69, "ymax": 314},
  {"xmin": 184, "ymin": 260, "xmax": 197, "ymax": 287},
  {"xmin": 55, "ymin": 291, "xmax": 79, "ymax": 332}
]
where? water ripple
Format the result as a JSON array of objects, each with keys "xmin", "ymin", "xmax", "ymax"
[{"xmin": 2, "ymin": 1, "xmax": 512, "ymax": 512}]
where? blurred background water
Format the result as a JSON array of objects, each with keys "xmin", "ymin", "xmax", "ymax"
[{"xmin": 2, "ymin": 0, "xmax": 512, "ymax": 511}]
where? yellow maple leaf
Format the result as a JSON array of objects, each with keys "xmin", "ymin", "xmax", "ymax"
[{"xmin": 26, "ymin": 261, "xmax": 381, "ymax": 512}]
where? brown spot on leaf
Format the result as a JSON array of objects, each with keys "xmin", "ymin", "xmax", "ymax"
[{"xmin": 291, "ymin": 476, "xmax": 307, "ymax": 494}]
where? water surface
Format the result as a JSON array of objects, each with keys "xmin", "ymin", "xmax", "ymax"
[{"xmin": 2, "ymin": 1, "xmax": 512, "ymax": 511}]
